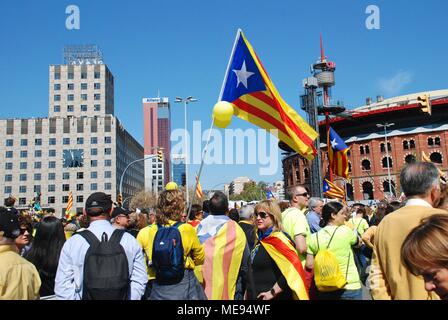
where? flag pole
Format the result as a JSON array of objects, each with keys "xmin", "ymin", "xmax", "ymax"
[
  {"xmin": 187, "ymin": 117, "xmax": 215, "ymax": 219},
  {"xmin": 218, "ymin": 29, "xmax": 242, "ymax": 101}
]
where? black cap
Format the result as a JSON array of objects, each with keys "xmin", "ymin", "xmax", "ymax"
[
  {"xmin": 111, "ymin": 207, "xmax": 130, "ymax": 219},
  {"xmin": 85, "ymin": 192, "xmax": 112, "ymax": 216},
  {"xmin": 0, "ymin": 208, "xmax": 21, "ymax": 239}
]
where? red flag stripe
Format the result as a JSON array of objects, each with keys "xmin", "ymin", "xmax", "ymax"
[{"xmin": 250, "ymin": 91, "xmax": 316, "ymax": 149}]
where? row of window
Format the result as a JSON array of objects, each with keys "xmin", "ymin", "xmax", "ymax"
[
  {"xmin": 358, "ymin": 137, "xmax": 442, "ymax": 155},
  {"xmin": 4, "ymin": 182, "xmax": 113, "ymax": 195},
  {"xmin": 54, "ymin": 94, "xmax": 101, "ymax": 101},
  {"xmin": 54, "ymin": 104, "xmax": 101, "ymax": 112},
  {"xmin": 357, "ymin": 152, "xmax": 443, "ymax": 171},
  {"xmin": 5, "ymin": 136, "xmax": 111, "ymax": 147},
  {"xmin": 54, "ymin": 72, "xmax": 101, "ymax": 80},
  {"xmin": 54, "ymin": 83, "xmax": 101, "ymax": 91},
  {"xmin": 4, "ymin": 171, "xmax": 112, "ymax": 181},
  {"xmin": 5, "ymin": 148, "xmax": 112, "ymax": 158},
  {"xmin": 4, "ymin": 159, "xmax": 112, "ymax": 168}
]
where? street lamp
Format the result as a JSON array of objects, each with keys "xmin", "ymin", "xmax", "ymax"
[
  {"xmin": 119, "ymin": 154, "xmax": 157, "ymax": 201},
  {"xmin": 376, "ymin": 122, "xmax": 395, "ymax": 197},
  {"xmin": 175, "ymin": 96, "xmax": 198, "ymax": 205}
]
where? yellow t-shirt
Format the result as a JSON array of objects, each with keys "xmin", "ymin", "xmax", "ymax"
[
  {"xmin": 281, "ymin": 207, "xmax": 310, "ymax": 265},
  {"xmin": 307, "ymin": 225, "xmax": 361, "ymax": 290},
  {"xmin": 350, "ymin": 217, "xmax": 369, "ymax": 236},
  {"xmin": 136, "ymin": 220, "xmax": 205, "ymax": 280}
]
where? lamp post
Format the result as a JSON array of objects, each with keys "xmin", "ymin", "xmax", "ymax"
[
  {"xmin": 175, "ymin": 96, "xmax": 198, "ymax": 205},
  {"xmin": 376, "ymin": 122, "xmax": 395, "ymax": 197},
  {"xmin": 119, "ymin": 154, "xmax": 157, "ymax": 201}
]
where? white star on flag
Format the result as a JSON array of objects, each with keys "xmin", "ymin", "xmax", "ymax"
[
  {"xmin": 331, "ymin": 138, "xmax": 338, "ymax": 149},
  {"xmin": 233, "ymin": 60, "xmax": 254, "ymax": 89}
]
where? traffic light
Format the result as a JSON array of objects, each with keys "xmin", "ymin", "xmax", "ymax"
[
  {"xmin": 117, "ymin": 193, "xmax": 123, "ymax": 207},
  {"xmin": 417, "ymin": 94, "xmax": 432, "ymax": 115},
  {"xmin": 157, "ymin": 149, "xmax": 164, "ymax": 161}
]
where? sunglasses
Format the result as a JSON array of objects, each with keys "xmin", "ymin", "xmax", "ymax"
[
  {"xmin": 296, "ymin": 192, "xmax": 309, "ymax": 197},
  {"xmin": 19, "ymin": 228, "xmax": 30, "ymax": 235},
  {"xmin": 254, "ymin": 212, "xmax": 269, "ymax": 219}
]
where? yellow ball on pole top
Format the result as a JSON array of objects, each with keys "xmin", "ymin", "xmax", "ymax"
[{"xmin": 165, "ymin": 181, "xmax": 179, "ymax": 191}]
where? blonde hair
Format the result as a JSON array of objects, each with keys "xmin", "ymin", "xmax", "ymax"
[
  {"xmin": 254, "ymin": 200, "xmax": 283, "ymax": 232},
  {"xmin": 157, "ymin": 189, "xmax": 185, "ymax": 225},
  {"xmin": 402, "ymin": 214, "xmax": 448, "ymax": 275}
]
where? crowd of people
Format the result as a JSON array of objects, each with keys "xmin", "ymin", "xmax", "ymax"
[{"xmin": 1, "ymin": 161, "xmax": 448, "ymax": 300}]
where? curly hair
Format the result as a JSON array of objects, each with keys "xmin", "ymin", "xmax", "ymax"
[{"xmin": 156, "ymin": 189, "xmax": 185, "ymax": 225}]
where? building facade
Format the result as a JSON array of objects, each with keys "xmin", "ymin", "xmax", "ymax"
[
  {"xmin": 172, "ymin": 154, "xmax": 186, "ymax": 187},
  {"xmin": 0, "ymin": 46, "xmax": 144, "ymax": 215},
  {"xmin": 143, "ymin": 97, "xmax": 171, "ymax": 191},
  {"xmin": 229, "ymin": 176, "xmax": 252, "ymax": 195},
  {"xmin": 283, "ymin": 90, "xmax": 448, "ymax": 201}
]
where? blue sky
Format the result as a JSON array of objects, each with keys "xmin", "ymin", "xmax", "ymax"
[{"xmin": 1, "ymin": 0, "xmax": 447, "ymax": 189}]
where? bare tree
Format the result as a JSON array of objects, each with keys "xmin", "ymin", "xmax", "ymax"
[{"xmin": 129, "ymin": 190, "xmax": 158, "ymax": 211}]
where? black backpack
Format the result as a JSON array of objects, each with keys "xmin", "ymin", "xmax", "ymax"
[
  {"xmin": 152, "ymin": 222, "xmax": 184, "ymax": 285},
  {"xmin": 79, "ymin": 229, "xmax": 130, "ymax": 300}
]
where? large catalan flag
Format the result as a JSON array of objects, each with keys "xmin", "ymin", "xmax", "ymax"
[
  {"xmin": 200, "ymin": 219, "xmax": 247, "ymax": 300},
  {"xmin": 327, "ymin": 127, "xmax": 350, "ymax": 179},
  {"xmin": 220, "ymin": 30, "xmax": 318, "ymax": 161},
  {"xmin": 260, "ymin": 232, "xmax": 309, "ymax": 300},
  {"xmin": 323, "ymin": 179, "xmax": 346, "ymax": 201}
]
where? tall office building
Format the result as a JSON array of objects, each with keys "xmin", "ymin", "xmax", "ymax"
[
  {"xmin": 0, "ymin": 45, "xmax": 144, "ymax": 215},
  {"xmin": 143, "ymin": 97, "xmax": 171, "ymax": 191},
  {"xmin": 172, "ymin": 154, "xmax": 186, "ymax": 187}
]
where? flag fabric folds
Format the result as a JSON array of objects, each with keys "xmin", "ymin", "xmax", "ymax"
[
  {"xmin": 323, "ymin": 179, "xmax": 346, "ymax": 201},
  {"xmin": 65, "ymin": 192, "xmax": 73, "ymax": 219},
  {"xmin": 327, "ymin": 127, "xmax": 350, "ymax": 179},
  {"xmin": 260, "ymin": 232, "xmax": 309, "ymax": 300},
  {"xmin": 220, "ymin": 30, "xmax": 318, "ymax": 161},
  {"xmin": 195, "ymin": 175, "xmax": 204, "ymax": 199}
]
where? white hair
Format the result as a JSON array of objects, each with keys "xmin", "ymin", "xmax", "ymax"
[{"xmin": 239, "ymin": 205, "xmax": 254, "ymax": 220}]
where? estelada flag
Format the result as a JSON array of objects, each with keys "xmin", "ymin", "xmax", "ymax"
[
  {"xmin": 327, "ymin": 127, "xmax": 350, "ymax": 179},
  {"xmin": 65, "ymin": 192, "xmax": 73, "ymax": 219},
  {"xmin": 323, "ymin": 179, "xmax": 346, "ymax": 201},
  {"xmin": 195, "ymin": 175, "xmax": 204, "ymax": 199},
  {"xmin": 260, "ymin": 231, "xmax": 309, "ymax": 300},
  {"xmin": 220, "ymin": 29, "xmax": 318, "ymax": 161},
  {"xmin": 201, "ymin": 219, "xmax": 247, "ymax": 300}
]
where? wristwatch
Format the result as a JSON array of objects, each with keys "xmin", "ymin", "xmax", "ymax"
[{"xmin": 270, "ymin": 288, "xmax": 276, "ymax": 297}]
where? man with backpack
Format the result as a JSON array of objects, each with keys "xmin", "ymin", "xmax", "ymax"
[{"xmin": 55, "ymin": 192, "xmax": 147, "ymax": 300}]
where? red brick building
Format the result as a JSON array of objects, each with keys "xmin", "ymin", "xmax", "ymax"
[{"xmin": 282, "ymin": 89, "xmax": 448, "ymax": 201}]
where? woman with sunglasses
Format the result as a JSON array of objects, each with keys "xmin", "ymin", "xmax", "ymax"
[
  {"xmin": 306, "ymin": 202, "xmax": 362, "ymax": 300},
  {"xmin": 249, "ymin": 200, "xmax": 309, "ymax": 300},
  {"xmin": 15, "ymin": 214, "xmax": 34, "ymax": 256}
]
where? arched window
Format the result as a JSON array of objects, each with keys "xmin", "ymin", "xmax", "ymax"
[
  {"xmin": 382, "ymin": 157, "xmax": 393, "ymax": 168},
  {"xmin": 428, "ymin": 137, "xmax": 434, "ymax": 146},
  {"xmin": 410, "ymin": 140, "xmax": 416, "ymax": 149},
  {"xmin": 362, "ymin": 181, "xmax": 374, "ymax": 200},
  {"xmin": 403, "ymin": 140, "xmax": 409, "ymax": 150},
  {"xmin": 387, "ymin": 142, "xmax": 392, "ymax": 151},
  {"xmin": 304, "ymin": 168, "xmax": 310, "ymax": 181},
  {"xmin": 435, "ymin": 137, "xmax": 441, "ymax": 146},
  {"xmin": 380, "ymin": 143, "xmax": 385, "ymax": 152},
  {"xmin": 360, "ymin": 146, "xmax": 364, "ymax": 155},
  {"xmin": 365, "ymin": 145, "xmax": 370, "ymax": 154},
  {"xmin": 362, "ymin": 159, "xmax": 371, "ymax": 171},
  {"xmin": 346, "ymin": 183, "xmax": 354, "ymax": 201},
  {"xmin": 348, "ymin": 162, "xmax": 352, "ymax": 173},
  {"xmin": 405, "ymin": 154, "xmax": 416, "ymax": 164},
  {"xmin": 296, "ymin": 170, "xmax": 300, "ymax": 181},
  {"xmin": 382, "ymin": 180, "xmax": 396, "ymax": 197},
  {"xmin": 430, "ymin": 152, "xmax": 443, "ymax": 164}
]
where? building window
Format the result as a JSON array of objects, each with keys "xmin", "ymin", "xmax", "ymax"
[
  {"xmin": 49, "ymin": 138, "xmax": 56, "ymax": 145},
  {"xmin": 91, "ymin": 137, "xmax": 98, "ymax": 144},
  {"xmin": 34, "ymin": 174, "xmax": 41, "ymax": 181},
  {"xmin": 20, "ymin": 150, "xmax": 28, "ymax": 158},
  {"xmin": 365, "ymin": 146, "xmax": 370, "ymax": 154},
  {"xmin": 5, "ymin": 175, "xmax": 12, "ymax": 182},
  {"xmin": 428, "ymin": 137, "xmax": 434, "ymax": 146},
  {"xmin": 81, "ymin": 94, "xmax": 88, "ymax": 101},
  {"xmin": 20, "ymin": 162, "xmax": 27, "ymax": 169},
  {"xmin": 380, "ymin": 143, "xmax": 385, "ymax": 152},
  {"xmin": 81, "ymin": 83, "xmax": 88, "ymax": 90},
  {"xmin": 19, "ymin": 198, "xmax": 27, "ymax": 205},
  {"xmin": 54, "ymin": 84, "xmax": 61, "ymax": 91},
  {"xmin": 62, "ymin": 196, "xmax": 69, "ymax": 203},
  {"xmin": 77, "ymin": 196, "xmax": 84, "ymax": 203},
  {"xmin": 430, "ymin": 152, "xmax": 443, "ymax": 164},
  {"xmin": 48, "ymin": 185, "xmax": 55, "ymax": 192},
  {"xmin": 34, "ymin": 162, "xmax": 42, "ymax": 169},
  {"xmin": 361, "ymin": 159, "xmax": 371, "ymax": 171},
  {"xmin": 54, "ymin": 95, "xmax": 61, "ymax": 101},
  {"xmin": 91, "ymin": 183, "xmax": 98, "ymax": 191},
  {"xmin": 403, "ymin": 140, "xmax": 409, "ymax": 150},
  {"xmin": 63, "ymin": 138, "xmax": 70, "ymax": 145},
  {"xmin": 62, "ymin": 184, "xmax": 70, "ymax": 192},
  {"xmin": 49, "ymin": 150, "xmax": 56, "ymax": 157},
  {"xmin": 21, "ymin": 139, "xmax": 28, "ymax": 146},
  {"xmin": 54, "ymin": 73, "xmax": 61, "ymax": 80},
  {"xmin": 91, "ymin": 172, "xmax": 98, "ymax": 179},
  {"xmin": 405, "ymin": 154, "xmax": 416, "ymax": 164},
  {"xmin": 35, "ymin": 150, "xmax": 42, "ymax": 157},
  {"xmin": 48, "ymin": 173, "xmax": 56, "ymax": 180},
  {"xmin": 49, "ymin": 161, "xmax": 56, "ymax": 169},
  {"xmin": 409, "ymin": 140, "xmax": 416, "ymax": 149},
  {"xmin": 34, "ymin": 185, "xmax": 41, "ymax": 193},
  {"xmin": 77, "ymin": 184, "xmax": 84, "ymax": 191},
  {"xmin": 91, "ymin": 160, "xmax": 98, "ymax": 167},
  {"xmin": 48, "ymin": 197, "xmax": 55, "ymax": 204},
  {"xmin": 105, "ymin": 160, "xmax": 112, "ymax": 167},
  {"xmin": 91, "ymin": 148, "xmax": 98, "ymax": 156},
  {"xmin": 360, "ymin": 146, "xmax": 364, "ymax": 155},
  {"xmin": 67, "ymin": 83, "xmax": 74, "ymax": 90},
  {"xmin": 94, "ymin": 94, "xmax": 101, "ymax": 100},
  {"xmin": 67, "ymin": 105, "xmax": 74, "ymax": 112},
  {"xmin": 81, "ymin": 72, "xmax": 87, "ymax": 79},
  {"xmin": 94, "ymin": 83, "xmax": 101, "ymax": 90},
  {"xmin": 382, "ymin": 157, "xmax": 393, "ymax": 168},
  {"xmin": 35, "ymin": 138, "xmax": 42, "ymax": 146},
  {"xmin": 19, "ymin": 186, "xmax": 27, "ymax": 193},
  {"xmin": 77, "ymin": 172, "xmax": 84, "ymax": 179},
  {"xmin": 5, "ymin": 151, "xmax": 13, "ymax": 158},
  {"xmin": 63, "ymin": 172, "xmax": 70, "ymax": 180},
  {"xmin": 94, "ymin": 105, "xmax": 101, "ymax": 111},
  {"xmin": 105, "ymin": 171, "xmax": 112, "ymax": 178},
  {"xmin": 362, "ymin": 182, "xmax": 374, "ymax": 200},
  {"xmin": 77, "ymin": 137, "xmax": 84, "ymax": 144},
  {"xmin": 68, "ymin": 73, "xmax": 74, "ymax": 80},
  {"xmin": 94, "ymin": 72, "xmax": 101, "ymax": 79},
  {"xmin": 5, "ymin": 163, "xmax": 13, "ymax": 170},
  {"xmin": 6, "ymin": 139, "xmax": 13, "ymax": 147},
  {"xmin": 105, "ymin": 183, "xmax": 112, "ymax": 190},
  {"xmin": 435, "ymin": 137, "xmax": 441, "ymax": 146},
  {"xmin": 4, "ymin": 186, "xmax": 12, "ymax": 194},
  {"xmin": 105, "ymin": 136, "xmax": 112, "ymax": 144},
  {"xmin": 80, "ymin": 105, "xmax": 88, "ymax": 112},
  {"xmin": 105, "ymin": 148, "xmax": 112, "ymax": 155},
  {"xmin": 19, "ymin": 174, "xmax": 27, "ymax": 182}
]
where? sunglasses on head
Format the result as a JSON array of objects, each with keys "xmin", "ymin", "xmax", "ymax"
[{"xmin": 254, "ymin": 212, "xmax": 269, "ymax": 219}]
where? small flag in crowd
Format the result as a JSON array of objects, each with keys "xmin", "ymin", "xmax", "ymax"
[
  {"xmin": 323, "ymin": 179, "xmax": 346, "ymax": 201},
  {"xmin": 327, "ymin": 127, "xmax": 350, "ymax": 179},
  {"xmin": 195, "ymin": 175, "xmax": 204, "ymax": 199},
  {"xmin": 220, "ymin": 29, "xmax": 318, "ymax": 160},
  {"xmin": 266, "ymin": 190, "xmax": 275, "ymax": 200},
  {"xmin": 65, "ymin": 192, "xmax": 73, "ymax": 219}
]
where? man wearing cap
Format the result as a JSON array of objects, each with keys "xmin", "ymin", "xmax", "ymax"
[
  {"xmin": 111, "ymin": 207, "xmax": 131, "ymax": 230},
  {"xmin": 0, "ymin": 207, "xmax": 41, "ymax": 299},
  {"xmin": 54, "ymin": 192, "xmax": 147, "ymax": 300}
]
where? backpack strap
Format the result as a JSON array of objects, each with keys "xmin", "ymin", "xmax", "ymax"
[
  {"xmin": 78, "ymin": 230, "xmax": 100, "ymax": 247},
  {"xmin": 316, "ymin": 232, "xmax": 320, "ymax": 251},
  {"xmin": 345, "ymin": 251, "xmax": 351, "ymax": 280},
  {"xmin": 172, "ymin": 221, "xmax": 184, "ymax": 229},
  {"xmin": 109, "ymin": 229, "xmax": 126, "ymax": 246},
  {"xmin": 326, "ymin": 226, "xmax": 341, "ymax": 249}
]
